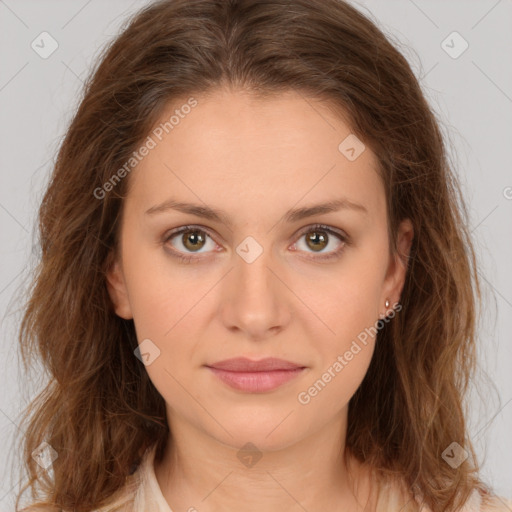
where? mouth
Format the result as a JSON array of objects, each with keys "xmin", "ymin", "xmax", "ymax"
[{"xmin": 205, "ymin": 357, "xmax": 307, "ymax": 393}]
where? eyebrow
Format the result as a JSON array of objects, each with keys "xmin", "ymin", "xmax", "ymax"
[{"xmin": 145, "ymin": 197, "xmax": 368, "ymax": 227}]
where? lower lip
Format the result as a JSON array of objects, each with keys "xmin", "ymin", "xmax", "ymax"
[{"xmin": 206, "ymin": 367, "xmax": 305, "ymax": 392}]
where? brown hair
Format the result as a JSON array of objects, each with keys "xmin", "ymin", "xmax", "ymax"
[{"xmin": 15, "ymin": 0, "xmax": 498, "ymax": 510}]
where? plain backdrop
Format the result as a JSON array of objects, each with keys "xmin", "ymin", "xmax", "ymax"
[{"xmin": 0, "ymin": 0, "xmax": 511, "ymax": 509}]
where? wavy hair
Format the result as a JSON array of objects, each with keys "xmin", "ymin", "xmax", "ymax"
[{"xmin": 15, "ymin": 0, "xmax": 498, "ymax": 510}]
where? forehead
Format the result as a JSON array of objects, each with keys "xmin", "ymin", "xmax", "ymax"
[{"xmin": 126, "ymin": 88, "xmax": 385, "ymax": 221}]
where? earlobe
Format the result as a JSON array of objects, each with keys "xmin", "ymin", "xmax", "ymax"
[{"xmin": 105, "ymin": 256, "xmax": 133, "ymax": 320}]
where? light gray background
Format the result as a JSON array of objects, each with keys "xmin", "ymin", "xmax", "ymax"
[{"xmin": 0, "ymin": 0, "xmax": 511, "ymax": 510}]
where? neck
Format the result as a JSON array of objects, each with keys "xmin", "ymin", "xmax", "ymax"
[{"xmin": 154, "ymin": 410, "xmax": 376, "ymax": 512}]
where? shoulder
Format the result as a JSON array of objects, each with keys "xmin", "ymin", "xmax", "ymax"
[
  {"xmin": 480, "ymin": 494, "xmax": 512, "ymax": 511},
  {"xmin": 459, "ymin": 488, "xmax": 512, "ymax": 512},
  {"xmin": 20, "ymin": 448, "xmax": 158, "ymax": 512},
  {"xmin": 374, "ymin": 476, "xmax": 512, "ymax": 512},
  {"xmin": 91, "ymin": 474, "xmax": 141, "ymax": 512}
]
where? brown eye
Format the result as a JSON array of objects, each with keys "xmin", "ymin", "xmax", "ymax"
[
  {"xmin": 181, "ymin": 229, "xmax": 206, "ymax": 252},
  {"xmin": 164, "ymin": 223, "xmax": 348, "ymax": 264},
  {"xmin": 165, "ymin": 227, "xmax": 217, "ymax": 256},
  {"xmin": 304, "ymin": 230, "xmax": 329, "ymax": 252},
  {"xmin": 293, "ymin": 224, "xmax": 348, "ymax": 261}
]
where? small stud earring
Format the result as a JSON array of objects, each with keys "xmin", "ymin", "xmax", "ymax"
[{"xmin": 385, "ymin": 299, "xmax": 390, "ymax": 308}]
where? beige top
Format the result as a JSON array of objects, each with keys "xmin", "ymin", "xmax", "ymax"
[{"xmin": 94, "ymin": 444, "xmax": 512, "ymax": 512}]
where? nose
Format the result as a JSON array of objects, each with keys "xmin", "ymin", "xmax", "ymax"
[{"xmin": 219, "ymin": 242, "xmax": 292, "ymax": 341}]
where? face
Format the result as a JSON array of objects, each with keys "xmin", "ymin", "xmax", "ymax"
[{"xmin": 107, "ymin": 87, "xmax": 413, "ymax": 451}]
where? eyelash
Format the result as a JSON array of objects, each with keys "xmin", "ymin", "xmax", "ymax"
[{"xmin": 163, "ymin": 223, "xmax": 350, "ymax": 264}]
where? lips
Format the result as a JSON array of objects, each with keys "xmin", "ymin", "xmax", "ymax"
[
  {"xmin": 205, "ymin": 357, "xmax": 307, "ymax": 392},
  {"xmin": 206, "ymin": 357, "xmax": 304, "ymax": 372}
]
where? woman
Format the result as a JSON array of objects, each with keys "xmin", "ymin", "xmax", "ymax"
[{"xmin": 16, "ymin": 0, "xmax": 511, "ymax": 511}]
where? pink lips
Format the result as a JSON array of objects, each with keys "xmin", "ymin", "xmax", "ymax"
[{"xmin": 205, "ymin": 357, "xmax": 306, "ymax": 392}]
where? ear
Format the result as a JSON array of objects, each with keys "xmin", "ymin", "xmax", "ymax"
[
  {"xmin": 381, "ymin": 218, "xmax": 414, "ymax": 310},
  {"xmin": 105, "ymin": 252, "xmax": 133, "ymax": 320}
]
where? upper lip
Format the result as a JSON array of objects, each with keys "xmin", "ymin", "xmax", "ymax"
[{"xmin": 206, "ymin": 357, "xmax": 305, "ymax": 372}]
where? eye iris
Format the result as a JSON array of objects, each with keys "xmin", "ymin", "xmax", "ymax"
[
  {"xmin": 306, "ymin": 230, "xmax": 328, "ymax": 252},
  {"xmin": 183, "ymin": 230, "xmax": 206, "ymax": 252}
]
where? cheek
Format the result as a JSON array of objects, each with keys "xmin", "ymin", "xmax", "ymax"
[
  {"xmin": 121, "ymin": 239, "xmax": 191, "ymax": 330},
  {"xmin": 299, "ymin": 266, "xmax": 384, "ymax": 342},
  {"xmin": 121, "ymin": 247, "xmax": 210, "ymax": 367},
  {"xmin": 299, "ymin": 344, "xmax": 375, "ymax": 415},
  {"xmin": 290, "ymin": 261, "xmax": 384, "ymax": 396},
  {"xmin": 297, "ymin": 284, "xmax": 378, "ymax": 409}
]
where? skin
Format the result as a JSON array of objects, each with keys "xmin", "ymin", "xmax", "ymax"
[{"xmin": 107, "ymin": 87, "xmax": 414, "ymax": 512}]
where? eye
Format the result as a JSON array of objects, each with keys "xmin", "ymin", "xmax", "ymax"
[
  {"xmin": 163, "ymin": 223, "xmax": 349, "ymax": 263},
  {"xmin": 163, "ymin": 225, "xmax": 218, "ymax": 263},
  {"xmin": 291, "ymin": 224, "xmax": 348, "ymax": 261}
]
